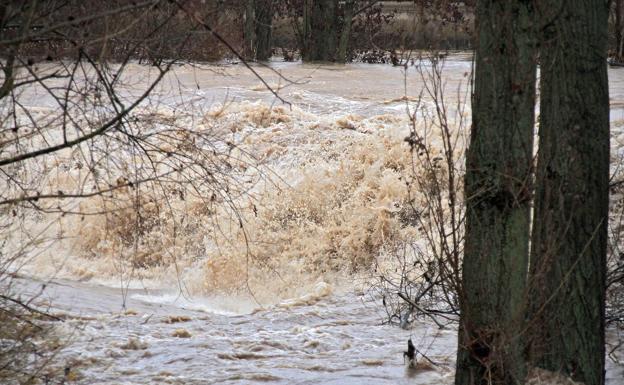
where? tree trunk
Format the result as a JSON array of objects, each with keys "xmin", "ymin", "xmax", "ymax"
[
  {"xmin": 336, "ymin": 0, "xmax": 355, "ymax": 63},
  {"xmin": 243, "ymin": 0, "xmax": 256, "ymax": 59},
  {"xmin": 302, "ymin": 0, "xmax": 338, "ymax": 62},
  {"xmin": 244, "ymin": 0, "xmax": 273, "ymax": 61},
  {"xmin": 302, "ymin": 0, "xmax": 312, "ymax": 57},
  {"xmin": 418, "ymin": 1, "xmax": 427, "ymax": 48},
  {"xmin": 456, "ymin": 1, "xmax": 537, "ymax": 384},
  {"xmin": 528, "ymin": 1, "xmax": 610, "ymax": 385},
  {"xmin": 254, "ymin": 0, "xmax": 273, "ymax": 61},
  {"xmin": 616, "ymin": 0, "xmax": 623, "ymax": 60}
]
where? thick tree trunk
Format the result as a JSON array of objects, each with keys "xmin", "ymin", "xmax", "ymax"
[
  {"xmin": 456, "ymin": 1, "xmax": 537, "ymax": 384},
  {"xmin": 336, "ymin": 0, "xmax": 355, "ymax": 63},
  {"xmin": 254, "ymin": 0, "xmax": 273, "ymax": 61},
  {"xmin": 528, "ymin": 1, "xmax": 610, "ymax": 385},
  {"xmin": 302, "ymin": 0, "xmax": 338, "ymax": 62}
]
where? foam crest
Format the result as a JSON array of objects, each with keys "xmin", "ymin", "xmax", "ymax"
[{"xmin": 7, "ymin": 100, "xmax": 458, "ymax": 305}]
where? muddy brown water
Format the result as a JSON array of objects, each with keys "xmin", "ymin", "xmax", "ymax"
[{"xmin": 9, "ymin": 55, "xmax": 624, "ymax": 384}]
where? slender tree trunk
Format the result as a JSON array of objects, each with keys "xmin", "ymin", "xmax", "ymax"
[
  {"xmin": 243, "ymin": 0, "xmax": 256, "ymax": 59},
  {"xmin": 617, "ymin": 0, "xmax": 623, "ymax": 60},
  {"xmin": 336, "ymin": 0, "xmax": 355, "ymax": 63},
  {"xmin": 528, "ymin": 1, "xmax": 610, "ymax": 384},
  {"xmin": 254, "ymin": 0, "xmax": 273, "ymax": 61},
  {"xmin": 418, "ymin": 1, "xmax": 427, "ymax": 48},
  {"xmin": 456, "ymin": 1, "xmax": 537, "ymax": 384},
  {"xmin": 302, "ymin": 0, "xmax": 312, "ymax": 57},
  {"xmin": 0, "ymin": 3, "xmax": 12, "ymax": 99}
]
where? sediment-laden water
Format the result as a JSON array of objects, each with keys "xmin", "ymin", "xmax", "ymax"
[{"xmin": 4, "ymin": 55, "xmax": 624, "ymax": 384}]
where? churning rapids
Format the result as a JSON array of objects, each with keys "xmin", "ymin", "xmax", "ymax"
[{"xmin": 6, "ymin": 55, "xmax": 624, "ymax": 384}]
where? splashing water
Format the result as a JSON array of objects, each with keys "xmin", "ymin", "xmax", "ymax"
[{"xmin": 4, "ymin": 56, "xmax": 624, "ymax": 384}]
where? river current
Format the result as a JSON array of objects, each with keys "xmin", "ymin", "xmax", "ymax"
[{"xmin": 6, "ymin": 55, "xmax": 624, "ymax": 384}]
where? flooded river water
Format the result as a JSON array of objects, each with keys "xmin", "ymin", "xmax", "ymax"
[{"xmin": 6, "ymin": 55, "xmax": 624, "ymax": 384}]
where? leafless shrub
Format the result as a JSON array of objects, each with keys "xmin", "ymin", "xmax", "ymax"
[
  {"xmin": 607, "ymin": 177, "xmax": 624, "ymax": 328},
  {"xmin": 0, "ymin": 1, "xmax": 286, "ymax": 381},
  {"xmin": 606, "ymin": 155, "xmax": 624, "ymax": 367},
  {"xmin": 0, "ymin": 238, "xmax": 66, "ymax": 384},
  {"xmin": 368, "ymin": 54, "xmax": 469, "ymax": 329}
]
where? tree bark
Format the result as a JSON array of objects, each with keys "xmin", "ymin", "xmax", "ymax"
[
  {"xmin": 243, "ymin": 0, "xmax": 256, "ymax": 59},
  {"xmin": 254, "ymin": 0, "xmax": 273, "ymax": 61},
  {"xmin": 244, "ymin": 0, "xmax": 273, "ymax": 61},
  {"xmin": 302, "ymin": 0, "xmax": 312, "ymax": 56},
  {"xmin": 418, "ymin": 1, "xmax": 428, "ymax": 48},
  {"xmin": 336, "ymin": 0, "xmax": 355, "ymax": 63},
  {"xmin": 456, "ymin": 1, "xmax": 537, "ymax": 384},
  {"xmin": 302, "ymin": 0, "xmax": 338, "ymax": 62},
  {"xmin": 528, "ymin": 1, "xmax": 610, "ymax": 384},
  {"xmin": 616, "ymin": 0, "xmax": 623, "ymax": 60}
]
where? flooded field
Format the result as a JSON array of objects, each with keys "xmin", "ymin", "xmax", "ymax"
[{"xmin": 4, "ymin": 55, "xmax": 624, "ymax": 384}]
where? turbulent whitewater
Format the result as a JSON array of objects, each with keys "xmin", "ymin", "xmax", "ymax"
[{"xmin": 3, "ymin": 56, "xmax": 624, "ymax": 384}]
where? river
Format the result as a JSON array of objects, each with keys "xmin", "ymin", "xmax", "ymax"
[{"xmin": 5, "ymin": 54, "xmax": 624, "ymax": 384}]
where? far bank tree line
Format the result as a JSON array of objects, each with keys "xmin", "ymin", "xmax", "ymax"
[
  {"xmin": 246, "ymin": 0, "xmax": 473, "ymax": 62},
  {"xmin": 7, "ymin": 0, "xmax": 624, "ymax": 64},
  {"xmin": 89, "ymin": 0, "xmax": 624, "ymax": 64},
  {"xmin": 4, "ymin": 0, "xmax": 474, "ymax": 64},
  {"xmin": 252, "ymin": 0, "xmax": 624, "ymax": 63},
  {"xmin": 246, "ymin": 0, "xmax": 404, "ymax": 62}
]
